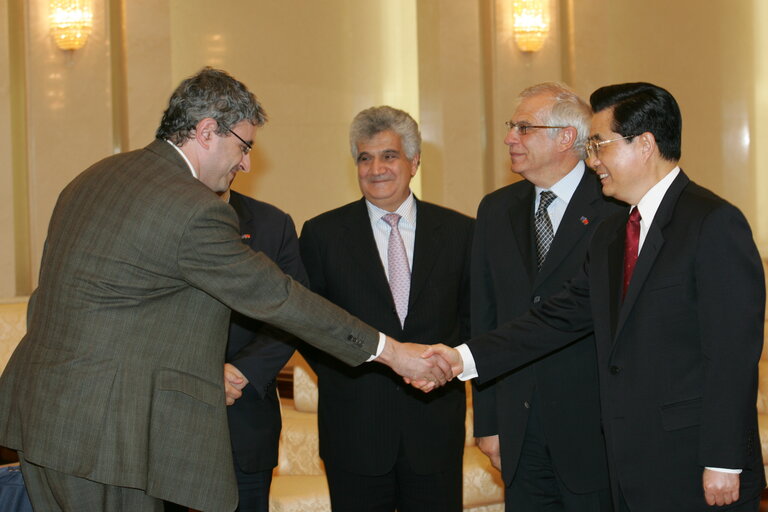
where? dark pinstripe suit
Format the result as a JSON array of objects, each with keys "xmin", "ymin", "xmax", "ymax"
[{"xmin": 300, "ymin": 197, "xmax": 473, "ymax": 511}]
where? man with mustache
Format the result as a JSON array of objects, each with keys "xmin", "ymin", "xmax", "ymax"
[{"xmin": 300, "ymin": 106, "xmax": 473, "ymax": 512}]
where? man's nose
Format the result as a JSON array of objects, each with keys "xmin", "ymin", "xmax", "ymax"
[
  {"xmin": 504, "ymin": 128, "xmax": 520, "ymax": 146},
  {"xmin": 240, "ymin": 153, "xmax": 251, "ymax": 173},
  {"xmin": 586, "ymin": 152, "xmax": 600, "ymax": 170}
]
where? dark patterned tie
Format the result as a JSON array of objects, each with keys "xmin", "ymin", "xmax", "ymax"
[
  {"xmin": 622, "ymin": 208, "xmax": 642, "ymax": 299},
  {"xmin": 383, "ymin": 213, "xmax": 410, "ymax": 326},
  {"xmin": 535, "ymin": 191, "xmax": 557, "ymax": 270}
]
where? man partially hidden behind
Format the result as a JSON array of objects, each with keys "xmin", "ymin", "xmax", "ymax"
[
  {"xmin": 472, "ymin": 82, "xmax": 619, "ymax": 511},
  {"xmin": 163, "ymin": 177, "xmax": 305, "ymax": 512},
  {"xmin": 221, "ymin": 174, "xmax": 308, "ymax": 512},
  {"xmin": 0, "ymin": 69, "xmax": 451, "ymax": 512},
  {"xmin": 300, "ymin": 106, "xmax": 473, "ymax": 512},
  {"xmin": 428, "ymin": 82, "xmax": 766, "ymax": 512}
]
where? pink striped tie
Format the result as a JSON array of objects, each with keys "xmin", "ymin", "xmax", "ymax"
[{"xmin": 383, "ymin": 213, "xmax": 410, "ymax": 327}]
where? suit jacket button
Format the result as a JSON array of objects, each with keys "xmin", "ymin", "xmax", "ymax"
[
  {"xmin": 532, "ymin": 296, "xmax": 541, "ymax": 304},
  {"xmin": 610, "ymin": 365, "xmax": 621, "ymax": 375},
  {"xmin": 523, "ymin": 401, "xmax": 530, "ymax": 409}
]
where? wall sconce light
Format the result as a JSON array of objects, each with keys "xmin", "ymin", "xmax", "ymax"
[
  {"xmin": 49, "ymin": 0, "xmax": 93, "ymax": 51},
  {"xmin": 512, "ymin": 0, "xmax": 550, "ymax": 52}
]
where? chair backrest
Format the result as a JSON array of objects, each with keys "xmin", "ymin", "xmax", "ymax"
[{"xmin": 0, "ymin": 300, "xmax": 27, "ymax": 376}]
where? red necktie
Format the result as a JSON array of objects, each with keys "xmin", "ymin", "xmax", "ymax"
[{"xmin": 622, "ymin": 208, "xmax": 642, "ymax": 299}]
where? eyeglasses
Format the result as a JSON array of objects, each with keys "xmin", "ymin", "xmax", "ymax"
[
  {"xmin": 226, "ymin": 127, "xmax": 252, "ymax": 156},
  {"xmin": 585, "ymin": 135, "xmax": 636, "ymax": 159},
  {"xmin": 505, "ymin": 121, "xmax": 567, "ymax": 136}
]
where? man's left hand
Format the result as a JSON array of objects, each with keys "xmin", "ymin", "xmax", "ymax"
[
  {"xmin": 224, "ymin": 363, "xmax": 249, "ymax": 405},
  {"xmin": 702, "ymin": 468, "xmax": 739, "ymax": 507}
]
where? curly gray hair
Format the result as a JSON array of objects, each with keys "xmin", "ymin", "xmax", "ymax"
[
  {"xmin": 156, "ymin": 67, "xmax": 267, "ymax": 145},
  {"xmin": 349, "ymin": 106, "xmax": 421, "ymax": 161}
]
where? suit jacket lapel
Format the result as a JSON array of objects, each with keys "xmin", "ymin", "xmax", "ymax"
[
  {"xmin": 409, "ymin": 198, "xmax": 442, "ymax": 313},
  {"xmin": 346, "ymin": 199, "xmax": 395, "ymax": 308},
  {"xmin": 607, "ymin": 219, "xmax": 625, "ymax": 339},
  {"xmin": 614, "ymin": 171, "xmax": 690, "ymax": 340},
  {"xmin": 536, "ymin": 171, "xmax": 599, "ymax": 287},
  {"xmin": 228, "ymin": 193, "xmax": 254, "ymax": 243},
  {"xmin": 507, "ymin": 185, "xmax": 537, "ymax": 282}
]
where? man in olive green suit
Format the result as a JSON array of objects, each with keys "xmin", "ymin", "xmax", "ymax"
[{"xmin": 0, "ymin": 68, "xmax": 449, "ymax": 512}]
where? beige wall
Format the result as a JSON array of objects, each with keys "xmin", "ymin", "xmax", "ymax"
[
  {"xmin": 1, "ymin": 0, "xmax": 767, "ymax": 299},
  {"xmin": 167, "ymin": 0, "xmax": 421, "ymax": 226},
  {"xmin": 0, "ymin": 0, "xmax": 17, "ymax": 297},
  {"xmin": 567, "ymin": 0, "xmax": 757, "ymax": 226}
]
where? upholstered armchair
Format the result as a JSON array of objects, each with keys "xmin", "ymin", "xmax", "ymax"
[{"xmin": 269, "ymin": 361, "xmax": 505, "ymax": 512}]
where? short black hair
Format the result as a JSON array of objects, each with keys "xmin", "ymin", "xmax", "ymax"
[{"xmin": 590, "ymin": 82, "xmax": 681, "ymax": 161}]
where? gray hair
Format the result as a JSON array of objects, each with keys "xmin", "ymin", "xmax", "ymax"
[
  {"xmin": 156, "ymin": 67, "xmax": 267, "ymax": 145},
  {"xmin": 349, "ymin": 106, "xmax": 421, "ymax": 161},
  {"xmin": 517, "ymin": 82, "xmax": 591, "ymax": 158}
]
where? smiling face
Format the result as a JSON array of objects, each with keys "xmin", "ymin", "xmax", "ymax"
[
  {"xmin": 587, "ymin": 108, "xmax": 656, "ymax": 205},
  {"xmin": 356, "ymin": 130, "xmax": 419, "ymax": 212},
  {"xmin": 197, "ymin": 120, "xmax": 254, "ymax": 193}
]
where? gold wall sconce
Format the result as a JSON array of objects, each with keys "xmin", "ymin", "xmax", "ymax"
[
  {"xmin": 49, "ymin": 0, "xmax": 93, "ymax": 51},
  {"xmin": 512, "ymin": 0, "xmax": 550, "ymax": 52}
]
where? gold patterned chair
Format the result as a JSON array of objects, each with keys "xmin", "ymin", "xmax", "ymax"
[
  {"xmin": 0, "ymin": 299, "xmax": 27, "ymax": 376},
  {"xmin": 269, "ymin": 361, "xmax": 505, "ymax": 512},
  {"xmin": 757, "ymin": 323, "xmax": 768, "ymax": 481}
]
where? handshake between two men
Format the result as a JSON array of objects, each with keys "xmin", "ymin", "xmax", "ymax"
[{"xmin": 224, "ymin": 338, "xmax": 465, "ymax": 405}]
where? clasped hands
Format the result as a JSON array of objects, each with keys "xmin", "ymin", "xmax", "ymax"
[
  {"xmin": 223, "ymin": 339, "xmax": 463, "ymax": 407},
  {"xmin": 376, "ymin": 337, "xmax": 464, "ymax": 393}
]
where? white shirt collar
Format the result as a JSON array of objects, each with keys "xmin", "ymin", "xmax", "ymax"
[
  {"xmin": 534, "ymin": 160, "xmax": 585, "ymax": 207},
  {"xmin": 165, "ymin": 140, "xmax": 198, "ymax": 179},
  {"xmin": 634, "ymin": 166, "xmax": 681, "ymax": 227},
  {"xmin": 634, "ymin": 166, "xmax": 680, "ymax": 252},
  {"xmin": 365, "ymin": 192, "xmax": 417, "ymax": 228}
]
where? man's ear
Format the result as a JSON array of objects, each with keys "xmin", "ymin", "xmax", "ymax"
[
  {"xmin": 558, "ymin": 126, "xmax": 577, "ymax": 152},
  {"xmin": 194, "ymin": 118, "xmax": 219, "ymax": 150},
  {"xmin": 410, "ymin": 154, "xmax": 420, "ymax": 176},
  {"xmin": 637, "ymin": 131, "xmax": 657, "ymax": 160}
]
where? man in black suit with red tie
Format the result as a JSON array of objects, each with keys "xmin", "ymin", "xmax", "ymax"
[
  {"xmin": 300, "ymin": 106, "xmax": 473, "ymax": 512},
  {"xmin": 428, "ymin": 82, "xmax": 766, "ymax": 511},
  {"xmin": 472, "ymin": 82, "xmax": 619, "ymax": 511}
]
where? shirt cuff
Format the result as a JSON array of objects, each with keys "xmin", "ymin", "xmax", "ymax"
[
  {"xmin": 366, "ymin": 332, "xmax": 388, "ymax": 362},
  {"xmin": 705, "ymin": 467, "xmax": 742, "ymax": 474},
  {"xmin": 456, "ymin": 343, "xmax": 478, "ymax": 381}
]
